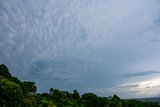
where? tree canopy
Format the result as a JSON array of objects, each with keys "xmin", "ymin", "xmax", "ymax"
[{"xmin": 0, "ymin": 64, "xmax": 160, "ymax": 107}]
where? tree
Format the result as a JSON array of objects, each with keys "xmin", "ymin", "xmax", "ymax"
[
  {"xmin": 0, "ymin": 76, "xmax": 24, "ymax": 106},
  {"xmin": 116, "ymin": 102, "xmax": 123, "ymax": 107},
  {"xmin": 1, "ymin": 64, "xmax": 160, "ymax": 107},
  {"xmin": 49, "ymin": 88, "xmax": 54, "ymax": 94},
  {"xmin": 81, "ymin": 93, "xmax": 99, "ymax": 107},
  {"xmin": 72, "ymin": 89, "xmax": 80, "ymax": 100},
  {"xmin": 112, "ymin": 94, "xmax": 120, "ymax": 100},
  {"xmin": 0, "ymin": 64, "xmax": 12, "ymax": 79},
  {"xmin": 23, "ymin": 81, "xmax": 37, "ymax": 93}
]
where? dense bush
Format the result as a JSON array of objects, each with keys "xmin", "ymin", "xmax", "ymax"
[{"xmin": 0, "ymin": 76, "xmax": 24, "ymax": 107}]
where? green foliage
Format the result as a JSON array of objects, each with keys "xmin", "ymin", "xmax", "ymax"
[
  {"xmin": 0, "ymin": 64, "xmax": 12, "ymax": 78},
  {"xmin": 81, "ymin": 93, "xmax": 99, "ymax": 107},
  {"xmin": 72, "ymin": 89, "xmax": 80, "ymax": 100},
  {"xmin": 23, "ymin": 81, "xmax": 37, "ymax": 93},
  {"xmin": 113, "ymin": 94, "xmax": 121, "ymax": 100},
  {"xmin": 0, "ymin": 76, "xmax": 24, "ymax": 106},
  {"xmin": 0, "ymin": 64, "xmax": 160, "ymax": 107}
]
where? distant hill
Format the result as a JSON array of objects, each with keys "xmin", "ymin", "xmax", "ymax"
[{"xmin": 137, "ymin": 97, "xmax": 160, "ymax": 103}]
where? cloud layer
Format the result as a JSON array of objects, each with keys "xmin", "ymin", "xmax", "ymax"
[{"xmin": 0, "ymin": 0, "xmax": 160, "ymax": 98}]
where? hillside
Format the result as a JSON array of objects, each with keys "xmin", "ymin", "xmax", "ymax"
[{"xmin": 137, "ymin": 97, "xmax": 160, "ymax": 103}]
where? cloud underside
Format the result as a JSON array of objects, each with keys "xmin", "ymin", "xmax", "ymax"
[
  {"xmin": 0, "ymin": 0, "xmax": 160, "ymax": 98},
  {"xmin": 122, "ymin": 71, "xmax": 160, "ymax": 78}
]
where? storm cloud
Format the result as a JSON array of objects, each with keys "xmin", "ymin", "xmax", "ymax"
[{"xmin": 1, "ymin": 0, "xmax": 160, "ymax": 98}]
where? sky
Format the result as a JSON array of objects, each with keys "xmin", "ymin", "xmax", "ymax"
[{"xmin": 1, "ymin": 0, "xmax": 160, "ymax": 98}]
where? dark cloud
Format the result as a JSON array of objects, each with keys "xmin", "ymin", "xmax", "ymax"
[
  {"xmin": 122, "ymin": 71, "xmax": 160, "ymax": 78},
  {"xmin": 1, "ymin": 0, "xmax": 160, "ymax": 98}
]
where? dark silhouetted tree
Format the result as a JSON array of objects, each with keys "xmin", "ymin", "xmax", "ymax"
[
  {"xmin": 23, "ymin": 81, "xmax": 37, "ymax": 93},
  {"xmin": 72, "ymin": 89, "xmax": 80, "ymax": 100},
  {"xmin": 0, "ymin": 64, "xmax": 12, "ymax": 78}
]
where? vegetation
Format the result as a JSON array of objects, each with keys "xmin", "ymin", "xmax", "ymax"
[{"xmin": 0, "ymin": 64, "xmax": 160, "ymax": 107}]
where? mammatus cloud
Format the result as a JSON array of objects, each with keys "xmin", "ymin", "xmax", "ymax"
[{"xmin": 0, "ymin": 0, "xmax": 160, "ymax": 98}]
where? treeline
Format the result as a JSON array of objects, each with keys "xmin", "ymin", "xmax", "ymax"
[{"xmin": 0, "ymin": 64, "xmax": 160, "ymax": 107}]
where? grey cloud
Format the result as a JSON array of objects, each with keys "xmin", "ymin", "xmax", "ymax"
[
  {"xmin": 122, "ymin": 71, "xmax": 160, "ymax": 78},
  {"xmin": 149, "ymin": 38, "xmax": 160, "ymax": 43},
  {"xmin": 120, "ymin": 84, "xmax": 139, "ymax": 88},
  {"xmin": 1, "ymin": 0, "xmax": 160, "ymax": 98}
]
